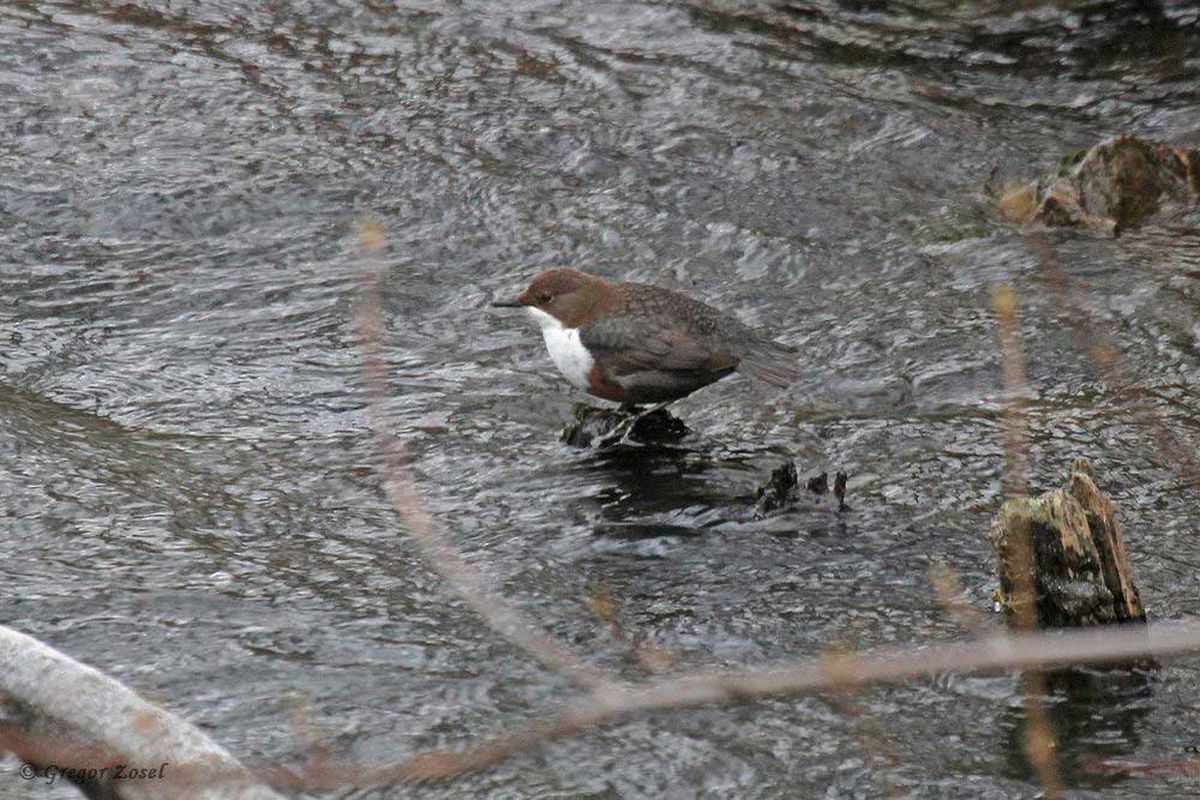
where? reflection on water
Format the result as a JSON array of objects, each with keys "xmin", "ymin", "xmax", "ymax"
[
  {"xmin": 3, "ymin": 0, "xmax": 1200, "ymax": 796},
  {"xmin": 1001, "ymin": 666, "xmax": 1157, "ymax": 790}
]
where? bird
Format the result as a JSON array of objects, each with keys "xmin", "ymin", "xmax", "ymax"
[{"xmin": 492, "ymin": 269, "xmax": 799, "ymax": 438}]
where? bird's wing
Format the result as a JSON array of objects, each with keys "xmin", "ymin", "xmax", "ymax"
[{"xmin": 579, "ymin": 313, "xmax": 739, "ymax": 376}]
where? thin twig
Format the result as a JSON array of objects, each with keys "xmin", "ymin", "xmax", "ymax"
[
  {"xmin": 824, "ymin": 692, "xmax": 906, "ymax": 800},
  {"xmin": 928, "ymin": 564, "xmax": 989, "ymax": 634},
  {"xmin": 10, "ymin": 622, "xmax": 1200, "ymax": 793},
  {"xmin": 1026, "ymin": 233, "xmax": 1200, "ymax": 494},
  {"xmin": 353, "ymin": 220, "xmax": 608, "ymax": 692},
  {"xmin": 992, "ymin": 283, "xmax": 1065, "ymax": 799},
  {"xmin": 992, "ymin": 285, "xmax": 1031, "ymax": 500},
  {"xmin": 366, "ymin": 621, "xmax": 1200, "ymax": 784}
]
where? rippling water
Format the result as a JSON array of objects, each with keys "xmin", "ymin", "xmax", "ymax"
[{"xmin": 4, "ymin": 1, "xmax": 1200, "ymax": 797}]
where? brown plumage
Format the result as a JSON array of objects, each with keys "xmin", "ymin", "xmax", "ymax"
[{"xmin": 494, "ymin": 268, "xmax": 800, "ymax": 405}]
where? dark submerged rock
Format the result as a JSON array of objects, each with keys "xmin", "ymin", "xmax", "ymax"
[
  {"xmin": 754, "ymin": 463, "xmax": 849, "ymax": 516},
  {"xmin": 834, "ymin": 471, "xmax": 848, "ymax": 512},
  {"xmin": 755, "ymin": 461, "xmax": 799, "ymax": 514},
  {"xmin": 561, "ymin": 404, "xmax": 689, "ymax": 448}
]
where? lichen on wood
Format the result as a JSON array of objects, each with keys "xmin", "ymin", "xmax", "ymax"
[{"xmin": 990, "ymin": 459, "xmax": 1145, "ymax": 629}]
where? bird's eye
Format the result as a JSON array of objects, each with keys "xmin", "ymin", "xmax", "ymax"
[{"xmin": 537, "ymin": 292, "xmax": 553, "ymax": 304}]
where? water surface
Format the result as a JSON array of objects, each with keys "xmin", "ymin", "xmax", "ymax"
[{"xmin": 3, "ymin": 1, "xmax": 1200, "ymax": 797}]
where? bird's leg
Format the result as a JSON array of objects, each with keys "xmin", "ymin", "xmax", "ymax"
[{"xmin": 628, "ymin": 401, "xmax": 671, "ymax": 429}]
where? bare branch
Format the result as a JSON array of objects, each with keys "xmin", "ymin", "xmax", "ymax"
[
  {"xmin": 1026, "ymin": 233, "xmax": 1200, "ymax": 494},
  {"xmin": 991, "ymin": 285, "xmax": 1031, "ymax": 500},
  {"xmin": 381, "ymin": 621, "xmax": 1200, "ymax": 782},
  {"xmin": 353, "ymin": 220, "xmax": 609, "ymax": 692},
  {"xmin": 927, "ymin": 565, "xmax": 988, "ymax": 634},
  {"xmin": 992, "ymin": 282, "xmax": 1064, "ymax": 798}
]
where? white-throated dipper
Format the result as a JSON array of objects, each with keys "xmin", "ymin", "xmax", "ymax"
[{"xmin": 492, "ymin": 269, "xmax": 799, "ymax": 414}]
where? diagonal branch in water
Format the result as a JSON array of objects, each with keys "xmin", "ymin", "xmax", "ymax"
[
  {"xmin": 353, "ymin": 220, "xmax": 608, "ymax": 692},
  {"xmin": 370, "ymin": 621, "xmax": 1200, "ymax": 783}
]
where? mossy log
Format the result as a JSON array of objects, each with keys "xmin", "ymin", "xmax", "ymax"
[{"xmin": 990, "ymin": 459, "xmax": 1145, "ymax": 628}]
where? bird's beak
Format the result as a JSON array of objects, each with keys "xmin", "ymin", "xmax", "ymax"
[{"xmin": 490, "ymin": 296, "xmax": 523, "ymax": 308}]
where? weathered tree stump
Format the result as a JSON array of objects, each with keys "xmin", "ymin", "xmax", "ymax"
[{"xmin": 990, "ymin": 458, "xmax": 1145, "ymax": 628}]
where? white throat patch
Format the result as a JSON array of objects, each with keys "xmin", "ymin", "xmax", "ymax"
[{"xmin": 525, "ymin": 307, "xmax": 594, "ymax": 391}]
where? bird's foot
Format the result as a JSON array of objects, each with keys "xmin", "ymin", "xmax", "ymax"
[
  {"xmin": 563, "ymin": 402, "xmax": 687, "ymax": 448},
  {"xmin": 594, "ymin": 416, "xmax": 638, "ymax": 448},
  {"xmin": 595, "ymin": 401, "xmax": 672, "ymax": 448}
]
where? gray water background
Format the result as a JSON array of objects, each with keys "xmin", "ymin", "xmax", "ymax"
[{"xmin": 4, "ymin": 1, "xmax": 1200, "ymax": 797}]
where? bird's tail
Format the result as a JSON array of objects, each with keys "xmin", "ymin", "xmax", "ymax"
[{"xmin": 738, "ymin": 338, "xmax": 801, "ymax": 389}]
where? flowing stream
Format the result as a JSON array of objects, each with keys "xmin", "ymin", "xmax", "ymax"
[{"xmin": 3, "ymin": 2, "xmax": 1200, "ymax": 797}]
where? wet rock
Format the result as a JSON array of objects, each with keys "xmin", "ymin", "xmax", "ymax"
[
  {"xmin": 995, "ymin": 135, "xmax": 1200, "ymax": 234},
  {"xmin": 755, "ymin": 463, "xmax": 849, "ymax": 516},
  {"xmin": 755, "ymin": 461, "xmax": 799, "ymax": 514},
  {"xmin": 990, "ymin": 458, "xmax": 1146, "ymax": 628},
  {"xmin": 561, "ymin": 404, "xmax": 689, "ymax": 448}
]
